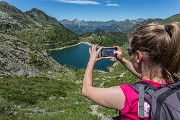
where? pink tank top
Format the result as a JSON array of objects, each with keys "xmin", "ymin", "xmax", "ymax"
[{"xmin": 119, "ymin": 80, "xmax": 170, "ymax": 120}]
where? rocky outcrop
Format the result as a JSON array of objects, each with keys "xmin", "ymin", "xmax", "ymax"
[
  {"xmin": 0, "ymin": 33, "xmax": 62, "ymax": 76},
  {"xmin": 0, "ymin": 11, "xmax": 24, "ymax": 30},
  {"xmin": 0, "ymin": 33, "xmax": 37, "ymax": 76}
]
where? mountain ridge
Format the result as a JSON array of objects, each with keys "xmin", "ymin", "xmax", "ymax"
[
  {"xmin": 60, "ymin": 14, "xmax": 180, "ymax": 34},
  {"xmin": 59, "ymin": 18, "xmax": 148, "ymax": 34},
  {"xmin": 0, "ymin": 1, "xmax": 79, "ymax": 76},
  {"xmin": 162, "ymin": 13, "xmax": 180, "ymax": 24}
]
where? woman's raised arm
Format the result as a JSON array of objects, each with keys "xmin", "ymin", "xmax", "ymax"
[
  {"xmin": 113, "ymin": 46, "xmax": 141, "ymax": 79},
  {"xmin": 82, "ymin": 45, "xmax": 125, "ymax": 110}
]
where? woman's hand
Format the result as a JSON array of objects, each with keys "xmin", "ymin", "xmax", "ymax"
[
  {"xmin": 113, "ymin": 46, "xmax": 123, "ymax": 61},
  {"xmin": 89, "ymin": 44, "xmax": 103, "ymax": 64}
]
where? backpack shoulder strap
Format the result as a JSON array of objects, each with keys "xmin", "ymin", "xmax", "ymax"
[
  {"xmin": 128, "ymin": 83, "xmax": 145, "ymax": 118},
  {"xmin": 128, "ymin": 82, "xmax": 156, "ymax": 118},
  {"xmin": 128, "ymin": 81, "xmax": 156, "ymax": 96}
]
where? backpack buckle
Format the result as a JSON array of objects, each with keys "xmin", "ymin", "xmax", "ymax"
[{"xmin": 144, "ymin": 86, "xmax": 154, "ymax": 95}]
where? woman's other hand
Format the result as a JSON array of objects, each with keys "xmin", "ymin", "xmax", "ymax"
[
  {"xmin": 113, "ymin": 46, "xmax": 123, "ymax": 61},
  {"xmin": 89, "ymin": 44, "xmax": 103, "ymax": 63}
]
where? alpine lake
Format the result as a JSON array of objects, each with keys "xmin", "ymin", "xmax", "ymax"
[{"xmin": 50, "ymin": 43, "xmax": 115, "ymax": 72}]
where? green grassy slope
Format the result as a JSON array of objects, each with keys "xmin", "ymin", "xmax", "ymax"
[
  {"xmin": 79, "ymin": 31, "xmax": 128, "ymax": 47},
  {"xmin": 0, "ymin": 43, "xmax": 140, "ymax": 120},
  {"xmin": 162, "ymin": 13, "xmax": 180, "ymax": 24}
]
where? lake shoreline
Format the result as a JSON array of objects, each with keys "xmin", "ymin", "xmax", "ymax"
[
  {"xmin": 50, "ymin": 42, "xmax": 118, "ymax": 72},
  {"xmin": 108, "ymin": 61, "xmax": 118, "ymax": 72},
  {"xmin": 50, "ymin": 41, "xmax": 93, "ymax": 51}
]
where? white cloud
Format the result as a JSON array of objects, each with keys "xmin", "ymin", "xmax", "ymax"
[
  {"xmin": 54, "ymin": 0, "xmax": 101, "ymax": 5},
  {"xmin": 106, "ymin": 3, "xmax": 119, "ymax": 6}
]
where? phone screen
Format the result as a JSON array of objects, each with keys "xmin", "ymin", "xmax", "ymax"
[{"xmin": 100, "ymin": 48, "xmax": 116, "ymax": 57}]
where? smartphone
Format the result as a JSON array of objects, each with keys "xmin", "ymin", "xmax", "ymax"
[{"xmin": 99, "ymin": 48, "xmax": 116, "ymax": 58}]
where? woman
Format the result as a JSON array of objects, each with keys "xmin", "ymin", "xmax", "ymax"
[{"xmin": 82, "ymin": 23, "xmax": 180, "ymax": 120}]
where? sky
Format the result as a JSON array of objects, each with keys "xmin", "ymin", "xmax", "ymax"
[{"xmin": 1, "ymin": 0, "xmax": 180, "ymax": 21}]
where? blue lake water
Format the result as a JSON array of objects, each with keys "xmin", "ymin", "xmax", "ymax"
[{"xmin": 50, "ymin": 43, "xmax": 115, "ymax": 72}]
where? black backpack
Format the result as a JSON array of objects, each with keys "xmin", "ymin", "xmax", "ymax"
[{"xmin": 128, "ymin": 79, "xmax": 180, "ymax": 120}]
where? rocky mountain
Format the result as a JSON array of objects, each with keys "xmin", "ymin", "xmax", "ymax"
[
  {"xmin": 0, "ymin": 1, "xmax": 78, "ymax": 76},
  {"xmin": 0, "ymin": 1, "xmax": 79, "ymax": 48},
  {"xmin": 59, "ymin": 18, "xmax": 146, "ymax": 34},
  {"xmin": 0, "ymin": 33, "xmax": 59, "ymax": 76},
  {"xmin": 25, "ymin": 8, "xmax": 57, "ymax": 22},
  {"xmin": 0, "ymin": 1, "xmax": 39, "ymax": 29}
]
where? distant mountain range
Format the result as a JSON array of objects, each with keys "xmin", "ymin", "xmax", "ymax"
[
  {"xmin": 59, "ymin": 18, "xmax": 163, "ymax": 34},
  {"xmin": 59, "ymin": 18, "xmax": 147, "ymax": 34},
  {"xmin": 60, "ymin": 13, "xmax": 180, "ymax": 34}
]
